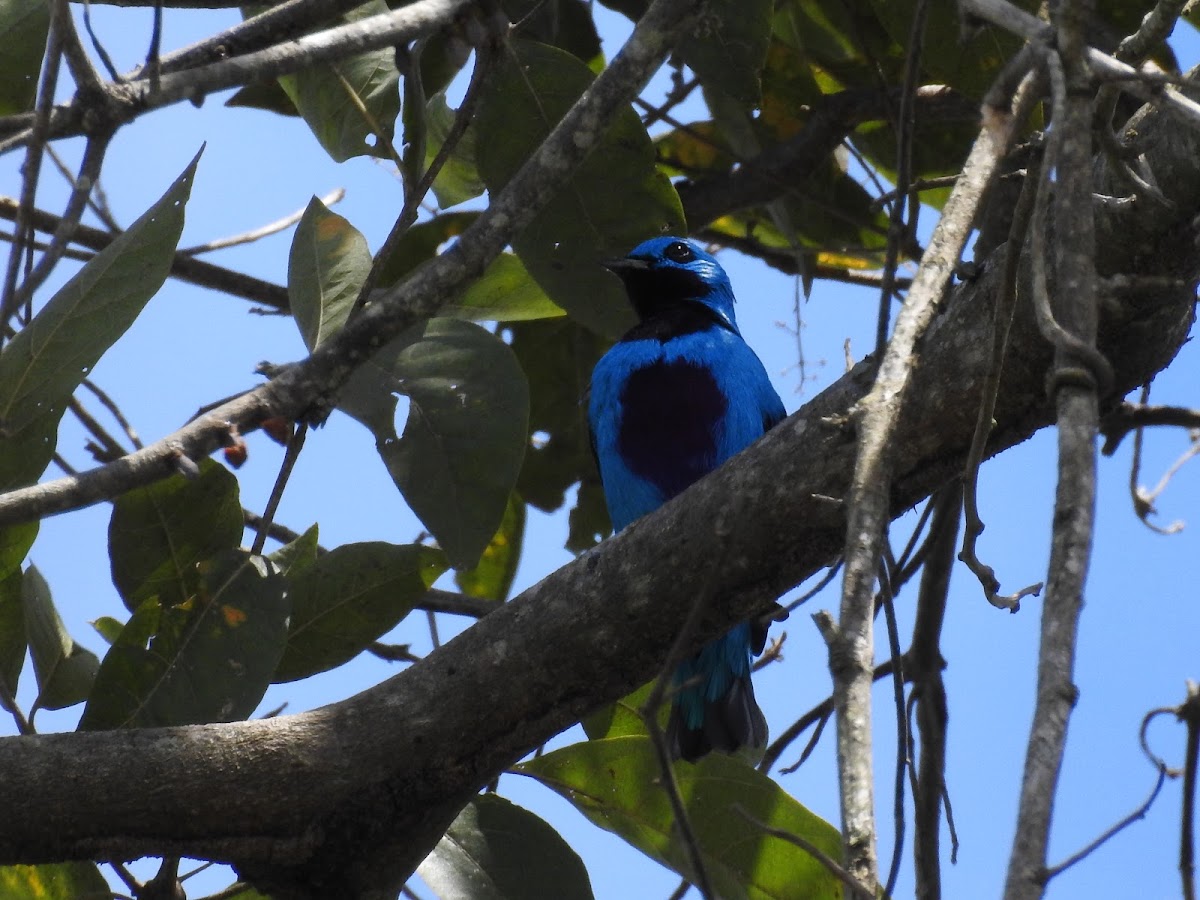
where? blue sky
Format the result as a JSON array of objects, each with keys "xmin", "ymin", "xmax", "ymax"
[{"xmin": 2, "ymin": 5, "xmax": 1200, "ymax": 899}]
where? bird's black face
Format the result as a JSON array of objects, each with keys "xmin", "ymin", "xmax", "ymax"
[{"xmin": 603, "ymin": 243, "xmax": 709, "ymax": 320}]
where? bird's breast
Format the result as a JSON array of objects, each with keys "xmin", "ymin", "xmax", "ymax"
[{"xmin": 616, "ymin": 359, "xmax": 728, "ymax": 500}]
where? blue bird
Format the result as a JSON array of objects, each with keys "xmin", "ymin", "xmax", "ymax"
[{"xmin": 588, "ymin": 236, "xmax": 786, "ymax": 762}]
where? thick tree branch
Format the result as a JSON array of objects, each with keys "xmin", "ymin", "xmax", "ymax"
[{"xmin": 0, "ymin": 75, "xmax": 1196, "ymax": 896}]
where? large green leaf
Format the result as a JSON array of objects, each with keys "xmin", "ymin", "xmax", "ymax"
[
  {"xmin": 0, "ymin": 862, "xmax": 110, "ymax": 899},
  {"xmin": 79, "ymin": 550, "xmax": 288, "ymax": 730},
  {"xmin": 0, "ymin": 569, "xmax": 23, "ymax": 698},
  {"xmin": 340, "ymin": 319, "xmax": 530, "ymax": 570},
  {"xmin": 518, "ymin": 736, "xmax": 845, "ymax": 900},
  {"xmin": 273, "ymin": 541, "xmax": 446, "ymax": 683},
  {"xmin": 424, "ymin": 91, "xmax": 486, "ymax": 209},
  {"xmin": 417, "ymin": 794, "xmax": 595, "ymax": 900},
  {"xmin": 0, "ymin": 0, "xmax": 50, "ymax": 115},
  {"xmin": 0, "ymin": 522, "xmax": 36, "ymax": 580},
  {"xmin": 454, "ymin": 492, "xmax": 523, "ymax": 601},
  {"xmin": 277, "ymin": 0, "xmax": 401, "ymax": 161},
  {"xmin": 22, "ymin": 566, "xmax": 98, "ymax": 712},
  {"xmin": 475, "ymin": 39, "xmax": 684, "ymax": 338},
  {"xmin": 108, "ymin": 459, "xmax": 243, "ymax": 613},
  {"xmin": 509, "ymin": 319, "xmax": 610, "ymax": 551},
  {"xmin": 289, "ymin": 197, "xmax": 371, "ymax": 350},
  {"xmin": 0, "ymin": 150, "xmax": 200, "ymax": 493},
  {"xmin": 501, "ymin": 0, "xmax": 603, "ymax": 68},
  {"xmin": 679, "ymin": 0, "xmax": 772, "ymax": 105},
  {"xmin": 267, "ymin": 523, "xmax": 321, "ymax": 577}
]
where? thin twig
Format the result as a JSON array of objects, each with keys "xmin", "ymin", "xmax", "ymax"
[
  {"xmin": 877, "ymin": 560, "xmax": 908, "ymax": 899},
  {"xmin": 250, "ymin": 425, "xmax": 308, "ymax": 556},
  {"xmin": 82, "ymin": 379, "xmax": 143, "ymax": 449},
  {"xmin": 732, "ymin": 804, "xmax": 877, "ymax": 899},
  {"xmin": 180, "ymin": 188, "xmax": 345, "ymax": 255}
]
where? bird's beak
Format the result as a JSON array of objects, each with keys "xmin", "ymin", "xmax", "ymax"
[{"xmin": 600, "ymin": 256, "xmax": 651, "ymax": 277}]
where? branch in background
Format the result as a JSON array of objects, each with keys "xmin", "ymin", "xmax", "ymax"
[
  {"xmin": 1003, "ymin": 2, "xmax": 1102, "ymax": 893},
  {"xmin": 0, "ymin": 196, "xmax": 291, "ymax": 309},
  {"xmin": 179, "ymin": 188, "xmax": 345, "ymax": 255},
  {"xmin": 1100, "ymin": 402, "xmax": 1200, "ymax": 453},
  {"xmin": 827, "ymin": 64, "xmax": 1040, "ymax": 898}
]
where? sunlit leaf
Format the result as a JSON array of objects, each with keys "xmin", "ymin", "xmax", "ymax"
[
  {"xmin": 108, "ymin": 459, "xmax": 243, "ymax": 613},
  {"xmin": 273, "ymin": 541, "xmax": 446, "ymax": 682},
  {"xmin": 0, "ymin": 149, "xmax": 200, "ymax": 493},
  {"xmin": 89, "ymin": 615, "xmax": 124, "ymax": 646},
  {"xmin": 339, "ymin": 319, "xmax": 530, "ymax": 570},
  {"xmin": 475, "ymin": 39, "xmax": 684, "ymax": 338},
  {"xmin": 454, "ymin": 492, "xmax": 523, "ymax": 601},
  {"xmin": 518, "ymin": 736, "xmax": 844, "ymax": 900},
  {"xmin": 267, "ymin": 523, "xmax": 321, "ymax": 578},
  {"xmin": 289, "ymin": 197, "xmax": 371, "ymax": 350},
  {"xmin": 418, "ymin": 793, "xmax": 595, "ymax": 900},
  {"xmin": 0, "ymin": 522, "xmax": 36, "ymax": 580},
  {"xmin": 448, "ymin": 254, "xmax": 565, "ymax": 323},
  {"xmin": 79, "ymin": 550, "xmax": 288, "ymax": 730},
  {"xmin": 22, "ymin": 566, "xmax": 98, "ymax": 712},
  {"xmin": 581, "ymin": 681, "xmax": 666, "ymax": 741},
  {"xmin": 0, "ymin": 0, "xmax": 50, "ymax": 115},
  {"xmin": 0, "ymin": 862, "xmax": 110, "ymax": 899},
  {"xmin": 277, "ymin": 0, "xmax": 401, "ymax": 161}
]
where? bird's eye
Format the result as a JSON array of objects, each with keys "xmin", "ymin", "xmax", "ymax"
[{"xmin": 664, "ymin": 241, "xmax": 694, "ymax": 263}]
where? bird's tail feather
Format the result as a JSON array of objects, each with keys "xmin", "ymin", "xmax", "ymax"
[{"xmin": 666, "ymin": 669, "xmax": 767, "ymax": 763}]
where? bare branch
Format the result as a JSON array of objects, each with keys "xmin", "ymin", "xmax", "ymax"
[{"xmin": 180, "ymin": 189, "xmax": 345, "ymax": 255}]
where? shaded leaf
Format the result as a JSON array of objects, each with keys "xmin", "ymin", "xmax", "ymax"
[
  {"xmin": 108, "ymin": 459, "xmax": 243, "ymax": 613},
  {"xmin": 0, "ymin": 569, "xmax": 23, "ymax": 697},
  {"xmin": 424, "ymin": 91, "xmax": 485, "ymax": 209},
  {"xmin": 0, "ymin": 0, "xmax": 50, "ymax": 115},
  {"xmin": 518, "ymin": 736, "xmax": 844, "ymax": 900},
  {"xmin": 340, "ymin": 319, "xmax": 530, "ymax": 569},
  {"xmin": 22, "ymin": 566, "xmax": 98, "ymax": 711},
  {"xmin": 0, "ymin": 522, "xmax": 36, "ymax": 579},
  {"xmin": 267, "ymin": 523, "xmax": 321, "ymax": 577},
  {"xmin": 679, "ymin": 0, "xmax": 772, "ymax": 105},
  {"xmin": 418, "ymin": 793, "xmax": 595, "ymax": 900},
  {"xmin": 225, "ymin": 78, "xmax": 300, "ymax": 116},
  {"xmin": 454, "ymin": 492, "xmax": 524, "ymax": 601},
  {"xmin": 0, "ymin": 149, "xmax": 200, "ymax": 493},
  {"xmin": 0, "ymin": 862, "xmax": 110, "ymax": 899},
  {"xmin": 79, "ymin": 550, "xmax": 288, "ymax": 730},
  {"xmin": 475, "ymin": 39, "xmax": 684, "ymax": 338},
  {"xmin": 501, "ymin": 0, "xmax": 603, "ymax": 69},
  {"xmin": 273, "ymin": 541, "xmax": 446, "ymax": 683},
  {"xmin": 277, "ymin": 0, "xmax": 401, "ymax": 161},
  {"xmin": 375, "ymin": 212, "xmax": 479, "ymax": 289},
  {"xmin": 289, "ymin": 197, "xmax": 371, "ymax": 350}
]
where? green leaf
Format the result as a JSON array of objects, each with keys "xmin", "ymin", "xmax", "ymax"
[
  {"xmin": 580, "ymin": 681, "xmax": 666, "ymax": 741},
  {"xmin": 418, "ymin": 793, "xmax": 595, "ymax": 900},
  {"xmin": 274, "ymin": 541, "xmax": 446, "ymax": 683},
  {"xmin": 517, "ymin": 736, "xmax": 845, "ymax": 900},
  {"xmin": 475, "ymin": 39, "xmax": 684, "ymax": 338},
  {"xmin": 277, "ymin": 0, "xmax": 401, "ymax": 161},
  {"xmin": 225, "ymin": 78, "xmax": 300, "ymax": 116},
  {"xmin": 0, "ymin": 862, "xmax": 110, "ymax": 899},
  {"xmin": 79, "ymin": 549, "xmax": 288, "ymax": 730},
  {"xmin": 0, "ymin": 569, "xmax": 24, "ymax": 697},
  {"xmin": 108, "ymin": 459, "xmax": 243, "ymax": 613},
  {"xmin": 89, "ymin": 615, "xmax": 124, "ymax": 646},
  {"xmin": 509, "ymin": 318, "xmax": 611, "ymax": 552},
  {"xmin": 0, "ymin": 522, "xmax": 36, "ymax": 579},
  {"xmin": 0, "ymin": 149, "xmax": 200, "ymax": 493},
  {"xmin": 0, "ymin": 0, "xmax": 50, "ymax": 115},
  {"xmin": 501, "ymin": 0, "xmax": 603, "ymax": 69},
  {"xmin": 339, "ymin": 319, "xmax": 530, "ymax": 570},
  {"xmin": 267, "ymin": 523, "xmax": 321, "ymax": 577},
  {"xmin": 679, "ymin": 0, "xmax": 771, "ymax": 105},
  {"xmin": 454, "ymin": 492, "xmax": 524, "ymax": 601},
  {"xmin": 289, "ymin": 197, "xmax": 371, "ymax": 350},
  {"xmin": 424, "ymin": 91, "xmax": 485, "ymax": 209},
  {"xmin": 374, "ymin": 212, "xmax": 479, "ymax": 289},
  {"xmin": 447, "ymin": 254, "xmax": 565, "ymax": 323},
  {"xmin": 22, "ymin": 566, "xmax": 98, "ymax": 711}
]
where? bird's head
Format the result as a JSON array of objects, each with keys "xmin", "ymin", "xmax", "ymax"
[{"xmin": 602, "ymin": 237, "xmax": 739, "ymax": 332}]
